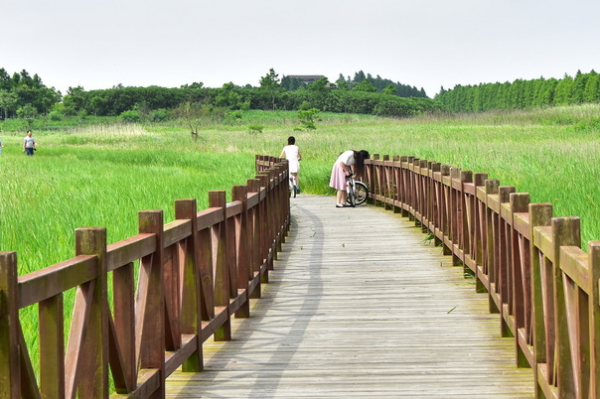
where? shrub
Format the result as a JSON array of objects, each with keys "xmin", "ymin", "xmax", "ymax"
[
  {"xmin": 149, "ymin": 109, "xmax": 169, "ymax": 122},
  {"xmin": 248, "ymin": 125, "xmax": 263, "ymax": 134},
  {"xmin": 119, "ymin": 110, "xmax": 141, "ymax": 123},
  {"xmin": 49, "ymin": 111, "xmax": 63, "ymax": 121},
  {"xmin": 230, "ymin": 110, "xmax": 242, "ymax": 121}
]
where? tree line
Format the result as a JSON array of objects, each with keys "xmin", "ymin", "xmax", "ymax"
[
  {"xmin": 435, "ymin": 70, "xmax": 600, "ymax": 112},
  {"xmin": 281, "ymin": 70, "xmax": 428, "ymax": 98},
  {"xmin": 0, "ymin": 67, "xmax": 441, "ymax": 121},
  {"xmin": 0, "ymin": 68, "xmax": 61, "ymax": 119}
]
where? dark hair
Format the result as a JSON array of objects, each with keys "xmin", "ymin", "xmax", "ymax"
[
  {"xmin": 287, "ymin": 136, "xmax": 295, "ymax": 145},
  {"xmin": 354, "ymin": 150, "xmax": 370, "ymax": 177}
]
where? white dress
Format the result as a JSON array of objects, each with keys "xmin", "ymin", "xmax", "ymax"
[{"xmin": 281, "ymin": 145, "xmax": 300, "ymax": 173}]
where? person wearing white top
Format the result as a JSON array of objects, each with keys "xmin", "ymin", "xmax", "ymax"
[
  {"xmin": 280, "ymin": 136, "xmax": 302, "ymax": 193},
  {"xmin": 329, "ymin": 149, "xmax": 369, "ymax": 208}
]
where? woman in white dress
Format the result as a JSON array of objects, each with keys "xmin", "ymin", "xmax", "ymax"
[{"xmin": 279, "ymin": 136, "xmax": 302, "ymax": 193}]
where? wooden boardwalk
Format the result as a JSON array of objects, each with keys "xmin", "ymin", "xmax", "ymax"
[{"xmin": 166, "ymin": 195, "xmax": 535, "ymax": 398}]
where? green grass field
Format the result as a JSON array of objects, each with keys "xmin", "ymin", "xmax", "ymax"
[
  {"xmin": 2, "ymin": 106, "xmax": 600, "ymax": 270},
  {"xmin": 2, "ymin": 105, "xmax": 600, "ymax": 386}
]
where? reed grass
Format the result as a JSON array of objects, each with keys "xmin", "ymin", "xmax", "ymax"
[{"xmin": 1, "ymin": 105, "xmax": 599, "ymax": 385}]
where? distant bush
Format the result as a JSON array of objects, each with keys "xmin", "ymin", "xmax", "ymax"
[
  {"xmin": 48, "ymin": 111, "xmax": 63, "ymax": 121},
  {"xmin": 149, "ymin": 109, "xmax": 169, "ymax": 122},
  {"xmin": 248, "ymin": 125, "xmax": 263, "ymax": 134},
  {"xmin": 119, "ymin": 110, "xmax": 141, "ymax": 123}
]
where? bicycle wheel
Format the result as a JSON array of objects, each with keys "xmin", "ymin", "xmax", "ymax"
[
  {"xmin": 289, "ymin": 178, "xmax": 296, "ymax": 198},
  {"xmin": 346, "ymin": 181, "xmax": 356, "ymax": 207},
  {"xmin": 353, "ymin": 181, "xmax": 368, "ymax": 205}
]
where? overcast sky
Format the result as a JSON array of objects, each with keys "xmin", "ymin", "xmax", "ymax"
[{"xmin": 3, "ymin": 0, "xmax": 599, "ymax": 98}]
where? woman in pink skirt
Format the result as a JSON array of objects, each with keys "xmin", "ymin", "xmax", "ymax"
[{"xmin": 329, "ymin": 150, "xmax": 369, "ymax": 208}]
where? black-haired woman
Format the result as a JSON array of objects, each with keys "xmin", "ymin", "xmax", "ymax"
[
  {"xmin": 280, "ymin": 136, "xmax": 302, "ymax": 193},
  {"xmin": 329, "ymin": 150, "xmax": 369, "ymax": 208}
]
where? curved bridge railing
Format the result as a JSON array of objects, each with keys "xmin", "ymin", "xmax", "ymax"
[
  {"xmin": 0, "ymin": 155, "xmax": 289, "ymax": 399},
  {"xmin": 365, "ymin": 154, "xmax": 599, "ymax": 399}
]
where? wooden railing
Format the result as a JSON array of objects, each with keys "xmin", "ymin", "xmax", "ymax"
[
  {"xmin": 364, "ymin": 154, "xmax": 599, "ymax": 399},
  {"xmin": 0, "ymin": 155, "xmax": 289, "ymax": 399}
]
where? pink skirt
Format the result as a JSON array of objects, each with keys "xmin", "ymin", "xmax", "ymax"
[{"xmin": 329, "ymin": 162, "xmax": 347, "ymax": 191}]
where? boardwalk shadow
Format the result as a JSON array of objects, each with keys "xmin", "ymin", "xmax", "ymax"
[{"xmin": 177, "ymin": 201, "xmax": 324, "ymax": 398}]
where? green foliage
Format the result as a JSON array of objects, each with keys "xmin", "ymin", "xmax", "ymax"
[
  {"xmin": 248, "ymin": 124, "xmax": 263, "ymax": 134},
  {"xmin": 352, "ymin": 79, "xmax": 377, "ymax": 93},
  {"xmin": 230, "ymin": 110, "xmax": 242, "ymax": 121},
  {"xmin": 17, "ymin": 104, "xmax": 38, "ymax": 119},
  {"xmin": 383, "ymin": 84, "xmax": 397, "ymax": 95},
  {"xmin": 436, "ymin": 70, "xmax": 600, "ymax": 112},
  {"xmin": 48, "ymin": 111, "xmax": 63, "ymax": 121},
  {"xmin": 297, "ymin": 108, "xmax": 321, "ymax": 130},
  {"xmin": 149, "ymin": 108, "xmax": 169, "ymax": 122},
  {"xmin": 119, "ymin": 109, "xmax": 141, "ymax": 123},
  {"xmin": 259, "ymin": 68, "xmax": 281, "ymax": 110},
  {"xmin": 214, "ymin": 82, "xmax": 242, "ymax": 109}
]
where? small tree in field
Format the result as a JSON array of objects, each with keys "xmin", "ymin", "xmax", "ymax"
[
  {"xmin": 259, "ymin": 68, "xmax": 281, "ymax": 110},
  {"xmin": 297, "ymin": 108, "xmax": 321, "ymax": 130}
]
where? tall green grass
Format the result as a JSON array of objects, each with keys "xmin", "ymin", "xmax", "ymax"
[{"xmin": 1, "ymin": 105, "xmax": 600, "ymax": 387}]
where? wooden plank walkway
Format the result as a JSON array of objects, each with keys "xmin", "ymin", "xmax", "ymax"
[{"xmin": 166, "ymin": 195, "xmax": 535, "ymax": 398}]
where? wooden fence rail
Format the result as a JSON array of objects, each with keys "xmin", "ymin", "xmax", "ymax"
[
  {"xmin": 0, "ymin": 155, "xmax": 289, "ymax": 399},
  {"xmin": 365, "ymin": 154, "xmax": 600, "ymax": 399}
]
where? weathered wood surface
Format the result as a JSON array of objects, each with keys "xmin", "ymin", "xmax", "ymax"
[{"xmin": 166, "ymin": 195, "xmax": 535, "ymax": 398}]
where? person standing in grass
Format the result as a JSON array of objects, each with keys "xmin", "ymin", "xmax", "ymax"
[
  {"xmin": 329, "ymin": 149, "xmax": 369, "ymax": 208},
  {"xmin": 0, "ymin": 137, "xmax": 4, "ymax": 154},
  {"xmin": 280, "ymin": 136, "xmax": 302, "ymax": 193},
  {"xmin": 23, "ymin": 130, "xmax": 36, "ymax": 156}
]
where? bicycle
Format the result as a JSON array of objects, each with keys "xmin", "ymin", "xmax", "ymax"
[
  {"xmin": 289, "ymin": 174, "xmax": 298, "ymax": 198},
  {"xmin": 346, "ymin": 174, "xmax": 368, "ymax": 207}
]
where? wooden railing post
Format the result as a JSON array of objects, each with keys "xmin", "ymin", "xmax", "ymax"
[
  {"xmin": 473, "ymin": 173, "xmax": 488, "ymax": 294},
  {"xmin": 257, "ymin": 173, "xmax": 273, "ymax": 271},
  {"xmin": 552, "ymin": 216, "xmax": 580, "ymax": 397},
  {"xmin": 247, "ymin": 178, "xmax": 263, "ymax": 292},
  {"xmin": 459, "ymin": 170, "xmax": 473, "ymax": 265},
  {"xmin": 497, "ymin": 186, "xmax": 515, "ymax": 337},
  {"xmin": 175, "ymin": 199, "xmax": 204, "ymax": 372},
  {"xmin": 509, "ymin": 192, "xmax": 531, "ymax": 367},
  {"xmin": 440, "ymin": 164, "xmax": 452, "ymax": 255},
  {"xmin": 588, "ymin": 241, "xmax": 600, "ymax": 399},
  {"xmin": 137, "ymin": 210, "xmax": 165, "ymax": 399},
  {"xmin": 399, "ymin": 156, "xmax": 409, "ymax": 216},
  {"xmin": 529, "ymin": 202, "xmax": 553, "ymax": 398},
  {"xmin": 485, "ymin": 179, "xmax": 500, "ymax": 313},
  {"xmin": 73, "ymin": 227, "xmax": 108, "ymax": 398},
  {"xmin": 233, "ymin": 185, "xmax": 251, "ymax": 319},
  {"xmin": 209, "ymin": 191, "xmax": 232, "ymax": 342},
  {"xmin": 391, "ymin": 155, "xmax": 401, "ymax": 213},
  {"xmin": 0, "ymin": 251, "xmax": 20, "ymax": 399}
]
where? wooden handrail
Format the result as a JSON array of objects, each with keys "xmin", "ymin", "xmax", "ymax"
[
  {"xmin": 0, "ymin": 155, "xmax": 290, "ymax": 399},
  {"xmin": 364, "ymin": 154, "xmax": 600, "ymax": 399}
]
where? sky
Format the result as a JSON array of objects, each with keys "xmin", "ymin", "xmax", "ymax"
[{"xmin": 2, "ymin": 0, "xmax": 600, "ymax": 98}]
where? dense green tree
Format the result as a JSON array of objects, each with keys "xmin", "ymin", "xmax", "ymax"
[
  {"xmin": 259, "ymin": 68, "xmax": 281, "ymax": 110},
  {"xmin": 214, "ymin": 82, "xmax": 241, "ymax": 109},
  {"xmin": 335, "ymin": 78, "xmax": 349, "ymax": 90},
  {"xmin": 382, "ymin": 84, "xmax": 397, "ymax": 95},
  {"xmin": 583, "ymin": 71, "xmax": 599, "ymax": 103},
  {"xmin": 353, "ymin": 70, "xmax": 366, "ymax": 83},
  {"xmin": 0, "ymin": 90, "xmax": 19, "ymax": 119},
  {"xmin": 63, "ymin": 86, "xmax": 87, "ymax": 115},
  {"xmin": 352, "ymin": 79, "xmax": 377, "ymax": 93}
]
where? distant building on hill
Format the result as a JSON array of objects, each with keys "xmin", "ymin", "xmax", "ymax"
[{"xmin": 286, "ymin": 75, "xmax": 326, "ymax": 85}]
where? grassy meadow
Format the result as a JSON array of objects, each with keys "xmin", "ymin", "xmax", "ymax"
[
  {"xmin": 1, "ymin": 104, "xmax": 600, "ymax": 384},
  {"xmin": 2, "ymin": 105, "xmax": 600, "ymax": 270}
]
